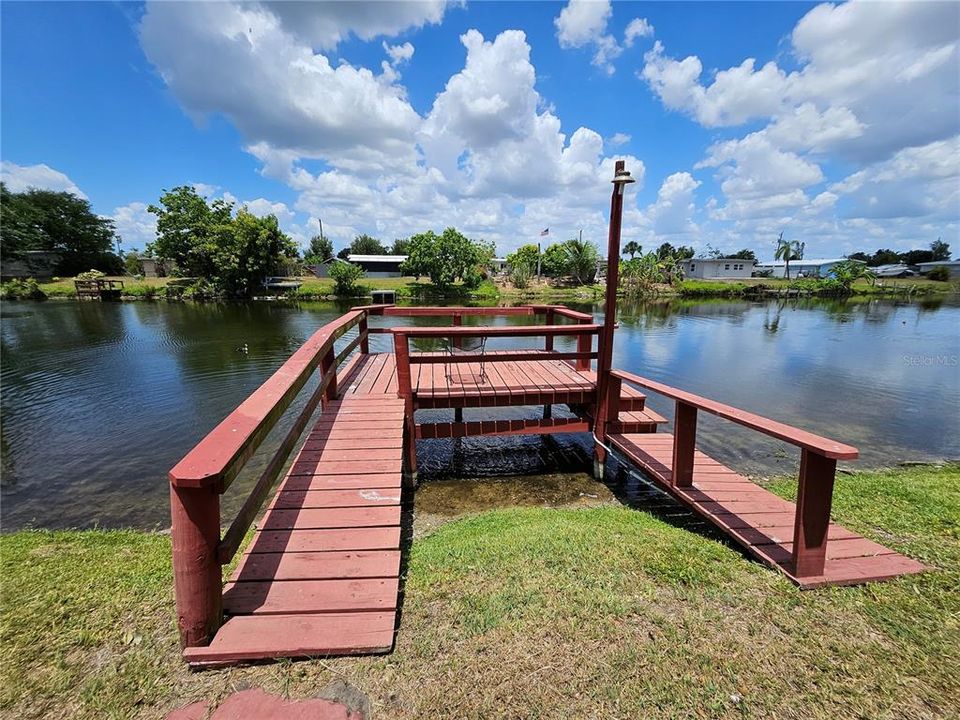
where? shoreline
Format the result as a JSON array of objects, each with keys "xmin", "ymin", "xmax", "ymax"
[{"xmin": 3, "ymin": 274, "xmax": 956, "ymax": 303}]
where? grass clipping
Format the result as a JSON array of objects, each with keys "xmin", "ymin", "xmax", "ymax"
[{"xmin": 1, "ymin": 464, "xmax": 958, "ymax": 719}]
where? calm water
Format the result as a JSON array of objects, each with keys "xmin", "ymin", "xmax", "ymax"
[{"xmin": 1, "ymin": 297, "xmax": 957, "ymax": 530}]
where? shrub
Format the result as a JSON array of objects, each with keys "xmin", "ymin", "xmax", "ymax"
[
  {"xmin": 510, "ymin": 263, "xmax": 532, "ymax": 289},
  {"xmin": 928, "ymin": 265, "xmax": 950, "ymax": 281},
  {"xmin": 0, "ymin": 278, "xmax": 47, "ymax": 300},
  {"xmin": 76, "ymin": 269, "xmax": 106, "ymax": 280},
  {"xmin": 329, "ymin": 261, "xmax": 364, "ymax": 296}
]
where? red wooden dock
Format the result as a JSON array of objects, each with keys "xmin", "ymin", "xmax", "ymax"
[{"xmin": 167, "ymin": 162, "xmax": 926, "ymax": 668}]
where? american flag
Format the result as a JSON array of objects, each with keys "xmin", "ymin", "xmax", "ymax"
[{"xmin": 540, "ymin": 228, "xmax": 549, "ymax": 236}]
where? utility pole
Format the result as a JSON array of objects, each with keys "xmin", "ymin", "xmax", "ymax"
[
  {"xmin": 593, "ymin": 160, "xmax": 636, "ymax": 479},
  {"xmin": 537, "ymin": 242, "xmax": 541, "ymax": 279}
]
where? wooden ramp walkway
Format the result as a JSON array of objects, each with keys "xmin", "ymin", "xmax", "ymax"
[
  {"xmin": 609, "ymin": 432, "xmax": 926, "ymax": 588},
  {"xmin": 184, "ymin": 397, "xmax": 405, "ymax": 667}
]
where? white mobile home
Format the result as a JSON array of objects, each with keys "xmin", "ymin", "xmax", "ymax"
[
  {"xmin": 754, "ymin": 258, "xmax": 857, "ymax": 279},
  {"xmin": 680, "ymin": 258, "xmax": 754, "ymax": 279}
]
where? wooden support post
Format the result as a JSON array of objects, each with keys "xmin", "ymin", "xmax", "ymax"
[
  {"xmin": 791, "ymin": 449, "xmax": 837, "ymax": 578},
  {"xmin": 393, "ymin": 332, "xmax": 417, "ymax": 484},
  {"xmin": 672, "ymin": 401, "xmax": 697, "ymax": 487},
  {"xmin": 452, "ymin": 313, "xmax": 462, "ymax": 349},
  {"xmin": 576, "ymin": 320, "xmax": 592, "ymax": 371},
  {"xmin": 455, "ymin": 407, "xmax": 463, "ymax": 423},
  {"xmin": 320, "ymin": 346, "xmax": 337, "ymax": 403},
  {"xmin": 544, "ymin": 308, "xmax": 554, "ymax": 351},
  {"xmin": 543, "ymin": 404, "xmax": 552, "ymax": 419},
  {"xmin": 593, "ymin": 374, "xmax": 621, "ymax": 478},
  {"xmin": 359, "ymin": 313, "xmax": 369, "ymax": 354},
  {"xmin": 170, "ymin": 483, "xmax": 222, "ymax": 648}
]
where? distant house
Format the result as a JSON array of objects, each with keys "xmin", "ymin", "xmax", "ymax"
[
  {"xmin": 489, "ymin": 257, "xmax": 509, "ymax": 274},
  {"xmin": 347, "ymin": 254, "xmax": 407, "ymax": 278},
  {"xmin": 873, "ymin": 263, "xmax": 915, "ymax": 278},
  {"xmin": 915, "ymin": 260, "xmax": 960, "ymax": 275},
  {"xmin": 308, "ymin": 259, "xmax": 335, "ymax": 278},
  {"xmin": 141, "ymin": 257, "xmax": 174, "ymax": 278},
  {"xmin": 680, "ymin": 258, "xmax": 754, "ymax": 279},
  {"xmin": 754, "ymin": 258, "xmax": 859, "ymax": 279}
]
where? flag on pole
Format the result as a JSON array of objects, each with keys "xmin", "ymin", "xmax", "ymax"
[{"xmin": 540, "ymin": 228, "xmax": 549, "ymax": 236}]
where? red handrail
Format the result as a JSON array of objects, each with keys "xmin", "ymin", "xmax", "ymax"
[{"xmin": 609, "ymin": 370, "xmax": 858, "ymax": 459}]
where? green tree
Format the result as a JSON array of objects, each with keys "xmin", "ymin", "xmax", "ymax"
[
  {"xmin": 930, "ymin": 238, "xmax": 950, "ymax": 261},
  {"xmin": 675, "ymin": 245, "xmax": 695, "ymax": 259},
  {"xmin": 124, "ymin": 253, "xmax": 143, "ymax": 276},
  {"xmin": 401, "ymin": 228, "xmax": 485, "ymax": 289},
  {"xmin": 390, "ymin": 237, "xmax": 411, "ymax": 255},
  {"xmin": 329, "ymin": 260, "xmax": 364, "ymax": 295},
  {"xmin": 506, "ymin": 244, "xmax": 539, "ymax": 272},
  {"xmin": 830, "ymin": 260, "xmax": 875, "ymax": 292},
  {"xmin": 541, "ymin": 242, "xmax": 570, "ymax": 277},
  {"xmin": 349, "ymin": 234, "xmax": 387, "ymax": 255},
  {"xmin": 0, "ymin": 183, "xmax": 120, "ymax": 274},
  {"xmin": 730, "ymin": 248, "xmax": 756, "ymax": 261},
  {"xmin": 622, "ymin": 241, "xmax": 642, "ymax": 259},
  {"xmin": 337, "ymin": 247, "xmax": 351, "ymax": 260},
  {"xmin": 148, "ymin": 186, "xmax": 296, "ymax": 296},
  {"xmin": 303, "ymin": 234, "xmax": 333, "ymax": 264},
  {"xmin": 774, "ymin": 232, "xmax": 804, "ymax": 279},
  {"xmin": 563, "ymin": 238, "xmax": 600, "ymax": 284}
]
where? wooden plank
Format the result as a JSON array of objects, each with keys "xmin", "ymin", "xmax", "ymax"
[
  {"xmin": 279, "ymin": 474, "xmax": 401, "ymax": 491},
  {"xmin": 223, "ymin": 577, "xmax": 399, "ymax": 614},
  {"xmin": 247, "ymin": 527, "xmax": 400, "ymax": 553},
  {"xmin": 232, "ymin": 550, "xmax": 401, "ymax": 582},
  {"xmin": 294, "ymin": 448, "xmax": 401, "ymax": 463},
  {"xmin": 302, "ymin": 437, "xmax": 403, "ymax": 451},
  {"xmin": 183, "ymin": 612, "xmax": 396, "ymax": 665},
  {"xmin": 259, "ymin": 506, "xmax": 401, "ymax": 530},
  {"xmin": 271, "ymin": 487, "xmax": 402, "ymax": 509},
  {"xmin": 288, "ymin": 459, "xmax": 402, "ymax": 476}
]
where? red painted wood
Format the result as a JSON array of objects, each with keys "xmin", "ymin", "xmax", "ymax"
[
  {"xmin": 791, "ymin": 449, "xmax": 837, "ymax": 577},
  {"xmin": 223, "ymin": 578, "xmax": 399, "ymax": 615},
  {"xmin": 259, "ymin": 506, "xmax": 401, "ymax": 531},
  {"xmin": 183, "ymin": 612, "xmax": 395, "ymax": 665},
  {"xmin": 247, "ymin": 527, "xmax": 400, "ymax": 553},
  {"xmin": 671, "ymin": 401, "xmax": 698, "ymax": 487},
  {"xmin": 289, "ymin": 459, "xmax": 402, "ymax": 476},
  {"xmin": 271, "ymin": 488, "xmax": 402, "ymax": 509},
  {"xmin": 608, "ymin": 431, "xmax": 924, "ymax": 589},
  {"xmin": 390, "ymin": 323, "xmax": 601, "ymax": 339},
  {"xmin": 170, "ymin": 484, "xmax": 222, "ymax": 648},
  {"xmin": 233, "ymin": 550, "xmax": 401, "ymax": 582},
  {"xmin": 611, "ymin": 370, "xmax": 859, "ymax": 460},
  {"xmin": 279, "ymin": 474, "xmax": 401, "ymax": 491}
]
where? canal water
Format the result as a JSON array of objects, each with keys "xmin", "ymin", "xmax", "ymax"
[{"xmin": 1, "ymin": 297, "xmax": 957, "ymax": 530}]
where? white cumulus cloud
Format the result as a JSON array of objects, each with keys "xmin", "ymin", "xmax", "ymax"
[{"xmin": 1, "ymin": 161, "xmax": 87, "ymax": 198}]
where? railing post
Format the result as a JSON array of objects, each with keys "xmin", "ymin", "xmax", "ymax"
[
  {"xmin": 320, "ymin": 345, "xmax": 337, "ymax": 403},
  {"xmin": 576, "ymin": 319, "xmax": 592, "ymax": 371},
  {"xmin": 359, "ymin": 312, "xmax": 369, "ymax": 354},
  {"xmin": 791, "ymin": 449, "xmax": 837, "ymax": 578},
  {"xmin": 452, "ymin": 313, "xmax": 463, "ymax": 349},
  {"xmin": 170, "ymin": 483, "xmax": 222, "ymax": 648},
  {"xmin": 672, "ymin": 401, "xmax": 697, "ymax": 487},
  {"xmin": 393, "ymin": 332, "xmax": 418, "ymax": 484},
  {"xmin": 544, "ymin": 308, "xmax": 554, "ymax": 351}
]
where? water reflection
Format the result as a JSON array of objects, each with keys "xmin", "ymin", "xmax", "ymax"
[{"xmin": 1, "ymin": 296, "xmax": 957, "ymax": 530}]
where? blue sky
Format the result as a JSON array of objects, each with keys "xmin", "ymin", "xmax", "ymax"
[{"xmin": 2, "ymin": 1, "xmax": 957, "ymax": 259}]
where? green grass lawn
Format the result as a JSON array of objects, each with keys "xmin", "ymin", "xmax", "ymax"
[{"xmin": 2, "ymin": 464, "xmax": 957, "ymax": 719}]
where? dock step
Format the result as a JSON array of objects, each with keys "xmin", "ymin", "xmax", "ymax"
[
  {"xmin": 608, "ymin": 432, "xmax": 926, "ymax": 588},
  {"xmin": 185, "ymin": 398, "xmax": 405, "ymax": 667}
]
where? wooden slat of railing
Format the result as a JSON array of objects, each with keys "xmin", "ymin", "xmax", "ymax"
[
  {"xmin": 382, "ymin": 306, "xmax": 537, "ymax": 317},
  {"xmin": 169, "ymin": 310, "xmax": 364, "ymax": 491},
  {"xmin": 411, "ymin": 351, "xmax": 597, "ymax": 364},
  {"xmin": 610, "ymin": 369, "xmax": 858, "ymax": 459},
  {"xmin": 389, "ymin": 324, "xmax": 601, "ymax": 338}
]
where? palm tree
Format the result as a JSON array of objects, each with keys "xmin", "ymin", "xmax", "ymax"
[
  {"xmin": 774, "ymin": 232, "xmax": 805, "ymax": 279},
  {"xmin": 564, "ymin": 238, "xmax": 600, "ymax": 285},
  {"xmin": 622, "ymin": 241, "xmax": 641, "ymax": 259}
]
